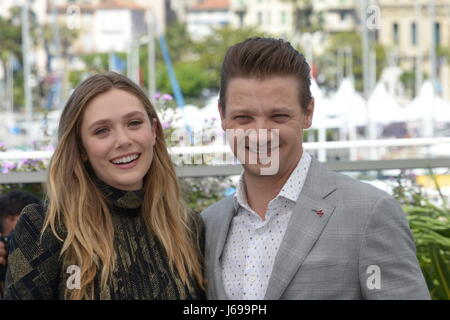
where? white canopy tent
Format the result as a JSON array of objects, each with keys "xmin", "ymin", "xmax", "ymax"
[
  {"xmin": 312, "ymin": 78, "xmax": 368, "ymax": 160},
  {"xmin": 368, "ymin": 82, "xmax": 406, "ymax": 125},
  {"xmin": 410, "ymin": 80, "xmax": 450, "ymax": 122}
]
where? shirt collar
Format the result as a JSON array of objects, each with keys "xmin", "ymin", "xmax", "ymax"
[
  {"xmin": 234, "ymin": 151, "xmax": 312, "ymax": 210},
  {"xmin": 278, "ymin": 151, "xmax": 312, "ymax": 202}
]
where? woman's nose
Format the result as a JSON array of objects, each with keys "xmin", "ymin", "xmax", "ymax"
[{"xmin": 115, "ymin": 129, "xmax": 132, "ymax": 148}]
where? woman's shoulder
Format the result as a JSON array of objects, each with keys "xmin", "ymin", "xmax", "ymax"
[
  {"xmin": 10, "ymin": 202, "xmax": 63, "ymax": 253},
  {"xmin": 5, "ymin": 203, "xmax": 64, "ymax": 299},
  {"xmin": 16, "ymin": 202, "xmax": 45, "ymax": 230}
]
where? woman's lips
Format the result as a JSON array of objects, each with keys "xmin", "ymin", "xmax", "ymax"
[{"xmin": 111, "ymin": 153, "xmax": 141, "ymax": 170}]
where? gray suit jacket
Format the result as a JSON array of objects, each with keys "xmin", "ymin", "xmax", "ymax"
[{"xmin": 201, "ymin": 158, "xmax": 431, "ymax": 299}]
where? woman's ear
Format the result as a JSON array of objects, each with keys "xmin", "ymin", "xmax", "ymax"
[
  {"xmin": 80, "ymin": 145, "xmax": 88, "ymax": 162},
  {"xmin": 152, "ymin": 118, "xmax": 157, "ymax": 144}
]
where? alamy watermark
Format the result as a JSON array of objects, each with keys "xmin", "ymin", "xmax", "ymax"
[
  {"xmin": 170, "ymin": 128, "xmax": 280, "ymax": 175},
  {"xmin": 66, "ymin": 5, "xmax": 81, "ymax": 30},
  {"xmin": 66, "ymin": 265, "xmax": 81, "ymax": 290},
  {"xmin": 366, "ymin": 265, "xmax": 381, "ymax": 290},
  {"xmin": 366, "ymin": 5, "xmax": 382, "ymax": 30}
]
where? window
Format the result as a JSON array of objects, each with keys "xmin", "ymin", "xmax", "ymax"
[
  {"xmin": 257, "ymin": 11, "xmax": 263, "ymax": 24},
  {"xmin": 281, "ymin": 11, "xmax": 286, "ymax": 24},
  {"xmin": 434, "ymin": 22, "xmax": 440, "ymax": 46},
  {"xmin": 392, "ymin": 23, "xmax": 399, "ymax": 44},
  {"xmin": 411, "ymin": 22, "xmax": 417, "ymax": 46}
]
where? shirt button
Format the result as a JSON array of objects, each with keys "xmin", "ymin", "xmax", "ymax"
[{"xmin": 250, "ymin": 275, "xmax": 256, "ymax": 282}]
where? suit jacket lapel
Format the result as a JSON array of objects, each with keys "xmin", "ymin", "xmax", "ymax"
[
  {"xmin": 212, "ymin": 196, "xmax": 236, "ymax": 299},
  {"xmin": 265, "ymin": 158, "xmax": 337, "ymax": 299}
]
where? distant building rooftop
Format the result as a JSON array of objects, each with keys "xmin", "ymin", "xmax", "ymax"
[
  {"xmin": 190, "ymin": 0, "xmax": 230, "ymax": 12},
  {"xmin": 50, "ymin": 0, "xmax": 145, "ymax": 14}
]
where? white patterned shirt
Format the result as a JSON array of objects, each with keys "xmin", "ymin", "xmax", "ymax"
[{"xmin": 221, "ymin": 152, "xmax": 312, "ymax": 300}]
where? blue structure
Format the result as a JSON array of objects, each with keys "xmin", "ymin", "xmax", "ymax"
[{"xmin": 158, "ymin": 33, "xmax": 192, "ymax": 136}]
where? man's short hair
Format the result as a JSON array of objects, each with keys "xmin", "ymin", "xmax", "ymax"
[
  {"xmin": 0, "ymin": 190, "xmax": 41, "ymax": 232},
  {"xmin": 219, "ymin": 37, "xmax": 312, "ymax": 112}
]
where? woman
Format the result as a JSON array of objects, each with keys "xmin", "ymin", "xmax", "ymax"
[{"xmin": 4, "ymin": 72, "xmax": 205, "ymax": 299}]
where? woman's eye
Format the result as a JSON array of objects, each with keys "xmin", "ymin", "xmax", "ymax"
[
  {"xmin": 129, "ymin": 120, "xmax": 143, "ymax": 127},
  {"xmin": 94, "ymin": 128, "xmax": 108, "ymax": 135},
  {"xmin": 235, "ymin": 115, "xmax": 251, "ymax": 120}
]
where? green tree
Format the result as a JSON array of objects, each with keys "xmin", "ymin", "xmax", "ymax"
[
  {"xmin": 139, "ymin": 22, "xmax": 194, "ymax": 95},
  {"xmin": 0, "ymin": 7, "xmax": 39, "ymax": 110},
  {"xmin": 193, "ymin": 25, "xmax": 267, "ymax": 91},
  {"xmin": 320, "ymin": 31, "xmax": 386, "ymax": 93},
  {"xmin": 162, "ymin": 21, "xmax": 194, "ymax": 62},
  {"xmin": 157, "ymin": 61, "xmax": 209, "ymax": 99},
  {"xmin": 145, "ymin": 24, "xmax": 266, "ymax": 100},
  {"xmin": 0, "ymin": 10, "xmax": 22, "ymax": 63}
]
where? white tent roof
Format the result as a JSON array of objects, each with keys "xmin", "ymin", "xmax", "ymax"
[
  {"xmin": 313, "ymin": 78, "xmax": 367, "ymax": 129},
  {"xmin": 368, "ymin": 82, "xmax": 405, "ymax": 124},
  {"xmin": 408, "ymin": 80, "xmax": 450, "ymax": 123}
]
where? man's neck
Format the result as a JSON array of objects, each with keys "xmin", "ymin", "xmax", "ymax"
[{"xmin": 243, "ymin": 152, "xmax": 302, "ymax": 220}]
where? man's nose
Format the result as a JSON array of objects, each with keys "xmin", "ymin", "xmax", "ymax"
[
  {"xmin": 246, "ymin": 120, "xmax": 277, "ymax": 145},
  {"xmin": 253, "ymin": 118, "xmax": 271, "ymax": 131},
  {"xmin": 250, "ymin": 119, "xmax": 276, "ymax": 137}
]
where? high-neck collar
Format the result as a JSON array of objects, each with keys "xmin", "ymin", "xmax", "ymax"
[{"xmin": 95, "ymin": 179, "xmax": 144, "ymax": 217}]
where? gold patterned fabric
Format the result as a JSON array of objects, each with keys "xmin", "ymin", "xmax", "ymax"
[{"xmin": 4, "ymin": 181, "xmax": 205, "ymax": 300}]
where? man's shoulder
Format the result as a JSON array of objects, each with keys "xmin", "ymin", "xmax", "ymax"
[
  {"xmin": 313, "ymin": 159, "xmax": 390, "ymax": 201},
  {"xmin": 201, "ymin": 195, "xmax": 234, "ymax": 223},
  {"xmin": 334, "ymin": 170, "xmax": 388, "ymax": 198}
]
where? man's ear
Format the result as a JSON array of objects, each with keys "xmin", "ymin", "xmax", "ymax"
[
  {"xmin": 303, "ymin": 97, "xmax": 315, "ymax": 129},
  {"xmin": 218, "ymin": 101, "xmax": 226, "ymax": 131}
]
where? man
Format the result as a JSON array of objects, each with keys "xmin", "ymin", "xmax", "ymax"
[
  {"xmin": 201, "ymin": 37, "xmax": 430, "ymax": 299},
  {"xmin": 0, "ymin": 190, "xmax": 41, "ymax": 298}
]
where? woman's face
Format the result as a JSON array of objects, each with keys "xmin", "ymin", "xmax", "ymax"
[{"xmin": 80, "ymin": 89, "xmax": 156, "ymax": 191}]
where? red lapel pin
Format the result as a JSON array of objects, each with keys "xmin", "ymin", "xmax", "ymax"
[{"xmin": 313, "ymin": 209, "xmax": 324, "ymax": 217}]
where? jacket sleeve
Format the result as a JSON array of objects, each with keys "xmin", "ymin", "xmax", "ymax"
[
  {"xmin": 4, "ymin": 204, "xmax": 63, "ymax": 300},
  {"xmin": 358, "ymin": 196, "xmax": 431, "ymax": 299}
]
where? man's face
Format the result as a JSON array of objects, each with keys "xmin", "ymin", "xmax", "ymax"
[{"xmin": 219, "ymin": 76, "xmax": 314, "ymax": 178}]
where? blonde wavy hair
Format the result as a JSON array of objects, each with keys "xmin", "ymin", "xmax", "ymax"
[{"xmin": 43, "ymin": 72, "xmax": 204, "ymax": 299}]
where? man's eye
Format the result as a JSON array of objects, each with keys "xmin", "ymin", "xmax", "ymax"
[
  {"xmin": 234, "ymin": 115, "xmax": 251, "ymax": 120},
  {"xmin": 272, "ymin": 114, "xmax": 289, "ymax": 121}
]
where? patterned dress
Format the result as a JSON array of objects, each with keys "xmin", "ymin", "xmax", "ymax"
[{"xmin": 4, "ymin": 181, "xmax": 205, "ymax": 300}]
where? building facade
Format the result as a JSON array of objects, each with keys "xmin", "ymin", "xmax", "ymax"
[
  {"xmin": 187, "ymin": 0, "xmax": 231, "ymax": 40},
  {"xmin": 377, "ymin": 0, "xmax": 450, "ymax": 100}
]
